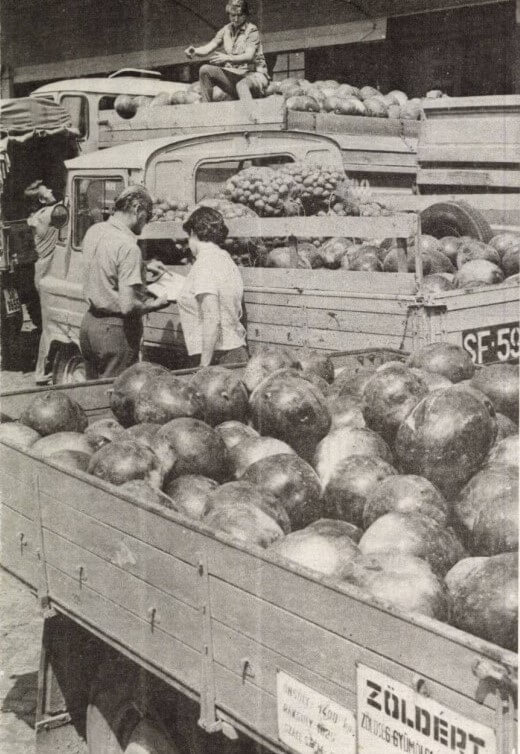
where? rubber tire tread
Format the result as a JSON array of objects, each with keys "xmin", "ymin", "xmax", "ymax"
[
  {"xmin": 52, "ymin": 342, "xmax": 85, "ymax": 384},
  {"xmin": 420, "ymin": 201, "xmax": 494, "ymax": 243}
]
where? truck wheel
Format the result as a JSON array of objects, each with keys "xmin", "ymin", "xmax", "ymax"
[
  {"xmin": 87, "ymin": 659, "xmax": 242, "ymax": 754},
  {"xmin": 52, "ymin": 343, "xmax": 86, "ymax": 384},
  {"xmin": 87, "ymin": 661, "xmax": 182, "ymax": 754},
  {"xmin": 420, "ymin": 200, "xmax": 494, "ymax": 243}
]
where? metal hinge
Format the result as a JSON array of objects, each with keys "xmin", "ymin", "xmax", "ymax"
[{"xmin": 197, "ymin": 551, "xmax": 222, "ymax": 734}]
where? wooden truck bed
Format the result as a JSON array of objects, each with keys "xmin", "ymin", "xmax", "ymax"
[
  {"xmin": 0, "ymin": 359, "xmax": 517, "ymax": 754},
  {"xmin": 98, "ymin": 96, "xmax": 419, "ymax": 188},
  {"xmin": 417, "ymin": 95, "xmax": 520, "ymax": 192},
  {"xmin": 142, "ymin": 215, "xmax": 519, "ymax": 366}
]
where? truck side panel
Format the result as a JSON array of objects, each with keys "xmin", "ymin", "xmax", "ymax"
[{"xmin": 0, "ymin": 374, "xmax": 516, "ymax": 754}]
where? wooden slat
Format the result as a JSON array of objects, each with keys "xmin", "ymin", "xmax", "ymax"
[
  {"xmin": 102, "ymin": 97, "xmax": 285, "ymax": 132},
  {"xmin": 46, "ymin": 564, "xmax": 201, "ymax": 692},
  {"xmin": 244, "ymin": 289, "xmax": 412, "ymax": 314},
  {"xmin": 0, "ymin": 469, "xmax": 38, "ymax": 521},
  {"xmin": 142, "ymin": 214, "xmax": 420, "ymax": 242},
  {"xmin": 437, "ymin": 304, "xmax": 519, "ymax": 335},
  {"xmin": 0, "ymin": 380, "xmax": 110, "ymax": 419},
  {"xmin": 419, "ymin": 144, "xmax": 520, "ymax": 163},
  {"xmin": 420, "ymin": 114, "xmax": 520, "ymax": 147},
  {"xmin": 212, "ymin": 620, "xmax": 354, "ymax": 711},
  {"xmin": 41, "ymin": 493, "xmax": 199, "ymax": 609},
  {"xmin": 244, "ymin": 302, "xmax": 408, "ymax": 336},
  {"xmin": 240, "ymin": 268, "xmax": 417, "ymax": 295},
  {"xmin": 210, "ymin": 602, "xmax": 498, "ymax": 726},
  {"xmin": 417, "ymin": 168, "xmax": 520, "ymax": 188},
  {"xmin": 426, "ymin": 286, "xmax": 519, "ymax": 311},
  {"xmin": 288, "ymin": 110, "xmax": 420, "ymax": 139},
  {"xmin": 214, "ymin": 664, "xmax": 280, "ymax": 748},
  {"xmin": 43, "ymin": 528, "xmax": 201, "ymax": 649},
  {"xmin": 203, "ymin": 540, "xmax": 517, "ymax": 697},
  {"xmin": 245, "ymin": 322, "xmax": 412, "ymax": 352},
  {"xmin": 0, "ymin": 504, "xmax": 39, "ymax": 588},
  {"xmin": 422, "ymin": 95, "xmax": 520, "ymax": 114},
  {"xmin": 37, "ymin": 463, "xmax": 207, "ymax": 568},
  {"xmin": 341, "ymin": 150, "xmax": 418, "ymax": 167}
]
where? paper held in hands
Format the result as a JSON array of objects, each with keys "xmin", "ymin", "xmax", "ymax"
[{"xmin": 147, "ymin": 271, "xmax": 186, "ymax": 301}]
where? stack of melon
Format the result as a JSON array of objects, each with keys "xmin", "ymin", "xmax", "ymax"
[
  {"xmin": 259, "ymin": 230, "xmax": 520, "ymax": 283},
  {"xmin": 266, "ymin": 78, "xmax": 436, "ymax": 120},
  {"xmin": 1, "ymin": 342, "xmax": 517, "ymax": 652}
]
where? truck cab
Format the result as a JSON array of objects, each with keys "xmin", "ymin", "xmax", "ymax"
[
  {"xmin": 31, "ymin": 70, "xmax": 190, "ymax": 154},
  {"xmin": 40, "ymin": 129, "xmax": 345, "ymax": 381}
]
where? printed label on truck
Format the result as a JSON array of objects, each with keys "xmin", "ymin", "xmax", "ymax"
[
  {"xmin": 276, "ymin": 671, "xmax": 356, "ymax": 754},
  {"xmin": 3, "ymin": 287, "xmax": 22, "ymax": 316},
  {"xmin": 462, "ymin": 322, "xmax": 519, "ymax": 365},
  {"xmin": 357, "ymin": 664, "xmax": 496, "ymax": 754}
]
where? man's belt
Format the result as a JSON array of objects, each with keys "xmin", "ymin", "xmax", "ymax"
[{"xmin": 88, "ymin": 306, "xmax": 125, "ymax": 318}]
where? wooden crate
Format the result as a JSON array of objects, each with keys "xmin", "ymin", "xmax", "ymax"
[
  {"xmin": 288, "ymin": 110, "xmax": 419, "ymax": 182},
  {"xmin": 417, "ymin": 95, "xmax": 520, "ymax": 191},
  {"xmin": 98, "ymin": 97, "xmax": 286, "ymax": 148},
  {"xmin": 0, "ymin": 375, "xmax": 517, "ymax": 753},
  {"xmin": 142, "ymin": 214, "xmax": 519, "ymax": 365}
]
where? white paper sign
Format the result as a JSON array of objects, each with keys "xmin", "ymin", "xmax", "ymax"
[
  {"xmin": 357, "ymin": 664, "xmax": 496, "ymax": 754},
  {"xmin": 277, "ymin": 671, "xmax": 356, "ymax": 754}
]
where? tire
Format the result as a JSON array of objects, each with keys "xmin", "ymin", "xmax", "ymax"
[
  {"xmin": 87, "ymin": 660, "xmax": 182, "ymax": 754},
  {"xmin": 87, "ymin": 658, "xmax": 243, "ymax": 754},
  {"xmin": 420, "ymin": 200, "xmax": 494, "ymax": 243},
  {"xmin": 52, "ymin": 343, "xmax": 87, "ymax": 385}
]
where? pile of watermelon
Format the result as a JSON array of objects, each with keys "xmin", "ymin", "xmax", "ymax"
[
  {"xmin": 1, "ymin": 342, "xmax": 517, "ymax": 652},
  {"xmin": 115, "ymin": 78, "xmax": 444, "ymax": 121},
  {"xmin": 263, "ymin": 231, "xmax": 520, "ymax": 284}
]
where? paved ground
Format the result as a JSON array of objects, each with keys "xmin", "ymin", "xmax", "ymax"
[
  {"xmin": 0, "ymin": 319, "xmax": 40, "ymax": 394},
  {"xmin": 0, "ymin": 569, "xmax": 42, "ymax": 754},
  {"xmin": 1, "ymin": 315, "xmax": 41, "ymax": 753}
]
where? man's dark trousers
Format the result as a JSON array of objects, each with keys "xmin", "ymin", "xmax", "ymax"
[{"xmin": 79, "ymin": 310, "xmax": 143, "ymax": 379}]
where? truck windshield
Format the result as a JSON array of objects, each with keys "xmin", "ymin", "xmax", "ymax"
[
  {"xmin": 73, "ymin": 176, "xmax": 124, "ymax": 248},
  {"xmin": 195, "ymin": 156, "xmax": 294, "ymax": 202}
]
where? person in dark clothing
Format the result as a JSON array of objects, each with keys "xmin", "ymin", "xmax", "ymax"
[{"xmin": 79, "ymin": 185, "xmax": 169, "ymax": 380}]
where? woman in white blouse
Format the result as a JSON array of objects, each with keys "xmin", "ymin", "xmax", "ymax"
[{"xmin": 178, "ymin": 207, "xmax": 248, "ymax": 367}]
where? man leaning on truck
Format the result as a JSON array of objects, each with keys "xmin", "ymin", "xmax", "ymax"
[
  {"xmin": 79, "ymin": 185, "xmax": 169, "ymax": 380},
  {"xmin": 185, "ymin": 0, "xmax": 269, "ymax": 102}
]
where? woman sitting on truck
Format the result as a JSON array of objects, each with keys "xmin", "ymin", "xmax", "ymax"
[
  {"xmin": 24, "ymin": 181, "xmax": 59, "ymax": 384},
  {"xmin": 178, "ymin": 206, "xmax": 248, "ymax": 367},
  {"xmin": 185, "ymin": 0, "xmax": 269, "ymax": 102}
]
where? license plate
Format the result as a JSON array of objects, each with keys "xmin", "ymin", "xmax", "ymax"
[
  {"xmin": 3, "ymin": 287, "xmax": 22, "ymax": 316},
  {"xmin": 462, "ymin": 321, "xmax": 519, "ymax": 365}
]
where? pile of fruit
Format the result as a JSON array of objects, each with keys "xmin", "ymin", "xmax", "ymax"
[
  {"xmin": 263, "ymin": 231, "xmax": 520, "ymax": 285},
  {"xmin": 223, "ymin": 162, "xmax": 347, "ymax": 217},
  {"xmin": 1, "ymin": 342, "xmax": 518, "ymax": 652},
  {"xmin": 267, "ymin": 79, "xmax": 447, "ymax": 120},
  {"xmin": 114, "ymin": 79, "xmax": 445, "ymax": 121}
]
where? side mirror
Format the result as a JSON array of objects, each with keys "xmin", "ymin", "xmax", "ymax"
[{"xmin": 50, "ymin": 203, "xmax": 69, "ymax": 229}]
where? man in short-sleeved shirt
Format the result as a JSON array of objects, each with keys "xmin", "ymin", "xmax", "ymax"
[
  {"xmin": 79, "ymin": 186, "xmax": 168, "ymax": 379},
  {"xmin": 185, "ymin": 0, "xmax": 269, "ymax": 102}
]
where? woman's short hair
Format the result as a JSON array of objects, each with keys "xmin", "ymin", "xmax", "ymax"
[{"xmin": 183, "ymin": 206, "xmax": 229, "ymax": 245}]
